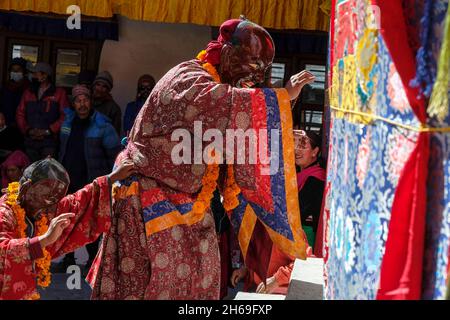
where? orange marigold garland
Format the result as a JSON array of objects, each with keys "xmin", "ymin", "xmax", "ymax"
[
  {"xmin": 195, "ymin": 51, "xmax": 241, "ymax": 214},
  {"xmin": 191, "ymin": 146, "xmax": 220, "ymax": 220},
  {"xmin": 197, "ymin": 50, "xmax": 221, "ymax": 83},
  {"xmin": 223, "ymin": 166, "xmax": 241, "ymax": 211},
  {"xmin": 35, "ymin": 216, "xmax": 51, "ymax": 288},
  {"xmin": 192, "ymin": 161, "xmax": 220, "ymax": 216},
  {"xmin": 24, "ymin": 292, "xmax": 41, "ymax": 300},
  {"xmin": 6, "ymin": 182, "xmax": 26, "ymax": 239},
  {"xmin": 6, "ymin": 182, "xmax": 52, "ymax": 291},
  {"xmin": 192, "ymin": 50, "xmax": 220, "ymax": 220},
  {"xmin": 188, "ymin": 51, "xmax": 222, "ymax": 219}
]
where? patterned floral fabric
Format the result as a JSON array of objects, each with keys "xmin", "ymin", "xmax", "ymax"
[
  {"xmin": 89, "ymin": 59, "xmax": 306, "ymax": 299},
  {"xmin": 126, "ymin": 60, "xmax": 234, "ymax": 195},
  {"xmin": 89, "ymin": 60, "xmax": 232, "ymax": 300},
  {"xmin": 0, "ymin": 176, "xmax": 111, "ymax": 300},
  {"xmin": 88, "ymin": 175, "xmax": 221, "ymax": 300},
  {"xmin": 228, "ymin": 89, "xmax": 306, "ymax": 281},
  {"xmin": 326, "ymin": 0, "xmax": 450, "ymax": 300},
  {"xmin": 324, "ymin": 0, "xmax": 425, "ymax": 299}
]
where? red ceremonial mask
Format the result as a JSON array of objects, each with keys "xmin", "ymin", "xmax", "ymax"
[
  {"xmin": 19, "ymin": 158, "xmax": 70, "ymax": 216},
  {"xmin": 23, "ymin": 179, "xmax": 68, "ymax": 215},
  {"xmin": 215, "ymin": 20, "xmax": 276, "ymax": 88},
  {"xmin": 204, "ymin": 19, "xmax": 275, "ymax": 88}
]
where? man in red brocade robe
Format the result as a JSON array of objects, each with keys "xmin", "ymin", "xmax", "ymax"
[
  {"xmin": 0, "ymin": 158, "xmax": 135, "ymax": 300},
  {"xmin": 88, "ymin": 18, "xmax": 315, "ymax": 300}
]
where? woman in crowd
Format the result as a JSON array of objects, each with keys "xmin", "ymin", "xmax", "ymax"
[
  {"xmin": 1, "ymin": 150, "xmax": 30, "ymax": 190},
  {"xmin": 230, "ymin": 130, "xmax": 327, "ymax": 295},
  {"xmin": 294, "ymin": 130, "xmax": 326, "ymax": 251}
]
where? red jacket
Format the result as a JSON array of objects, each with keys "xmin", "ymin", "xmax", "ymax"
[{"xmin": 16, "ymin": 85, "xmax": 68, "ymax": 136}]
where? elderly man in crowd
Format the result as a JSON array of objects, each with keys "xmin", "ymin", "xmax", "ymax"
[{"xmin": 56, "ymin": 85, "xmax": 122, "ymax": 271}]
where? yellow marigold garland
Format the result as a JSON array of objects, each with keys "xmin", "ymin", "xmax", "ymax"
[
  {"xmin": 195, "ymin": 51, "xmax": 241, "ymax": 213},
  {"xmin": 5, "ymin": 182, "xmax": 52, "ymax": 292}
]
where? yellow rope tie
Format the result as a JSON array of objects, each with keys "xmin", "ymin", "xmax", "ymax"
[{"xmin": 330, "ymin": 106, "xmax": 450, "ymax": 133}]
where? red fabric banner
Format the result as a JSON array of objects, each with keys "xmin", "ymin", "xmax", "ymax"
[{"xmin": 372, "ymin": 0, "xmax": 429, "ymax": 300}]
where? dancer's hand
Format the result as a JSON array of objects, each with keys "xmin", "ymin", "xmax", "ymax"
[
  {"xmin": 284, "ymin": 70, "xmax": 315, "ymax": 101},
  {"xmin": 108, "ymin": 160, "xmax": 137, "ymax": 183},
  {"xmin": 256, "ymin": 276, "xmax": 278, "ymax": 294},
  {"xmin": 39, "ymin": 213, "xmax": 75, "ymax": 248},
  {"xmin": 231, "ymin": 266, "xmax": 248, "ymax": 287}
]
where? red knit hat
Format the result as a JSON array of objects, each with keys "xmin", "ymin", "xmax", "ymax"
[
  {"xmin": 204, "ymin": 19, "xmax": 243, "ymax": 66},
  {"xmin": 72, "ymin": 85, "xmax": 91, "ymax": 99}
]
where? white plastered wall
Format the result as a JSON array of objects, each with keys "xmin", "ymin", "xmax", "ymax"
[{"xmin": 99, "ymin": 16, "xmax": 211, "ymax": 113}]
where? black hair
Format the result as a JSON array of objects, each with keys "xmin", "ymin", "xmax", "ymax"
[
  {"xmin": 9, "ymin": 58, "xmax": 28, "ymax": 72},
  {"xmin": 305, "ymin": 130, "xmax": 326, "ymax": 168},
  {"xmin": 77, "ymin": 70, "xmax": 97, "ymax": 86},
  {"xmin": 305, "ymin": 131, "xmax": 322, "ymax": 150}
]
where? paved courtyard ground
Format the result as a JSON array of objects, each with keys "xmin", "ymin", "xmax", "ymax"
[{"xmin": 40, "ymin": 247, "xmax": 92, "ymax": 300}]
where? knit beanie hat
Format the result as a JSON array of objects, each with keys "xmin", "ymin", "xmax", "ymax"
[
  {"xmin": 29, "ymin": 62, "xmax": 53, "ymax": 77},
  {"xmin": 94, "ymin": 71, "xmax": 113, "ymax": 90},
  {"xmin": 72, "ymin": 85, "xmax": 91, "ymax": 100}
]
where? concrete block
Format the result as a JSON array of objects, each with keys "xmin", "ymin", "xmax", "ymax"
[
  {"xmin": 234, "ymin": 292, "xmax": 286, "ymax": 300},
  {"xmin": 286, "ymin": 258, "xmax": 324, "ymax": 300}
]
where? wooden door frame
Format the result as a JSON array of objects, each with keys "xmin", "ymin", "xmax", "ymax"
[{"xmin": 0, "ymin": 29, "xmax": 104, "ymax": 87}]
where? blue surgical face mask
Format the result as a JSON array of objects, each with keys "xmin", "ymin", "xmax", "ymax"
[{"xmin": 10, "ymin": 72, "xmax": 24, "ymax": 82}]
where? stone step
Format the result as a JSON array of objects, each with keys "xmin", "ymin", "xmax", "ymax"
[
  {"xmin": 234, "ymin": 257, "xmax": 324, "ymax": 300},
  {"xmin": 286, "ymin": 258, "xmax": 324, "ymax": 300},
  {"xmin": 234, "ymin": 292, "xmax": 286, "ymax": 300},
  {"xmin": 39, "ymin": 272, "xmax": 92, "ymax": 300}
]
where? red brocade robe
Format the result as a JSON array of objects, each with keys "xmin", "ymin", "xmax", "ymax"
[
  {"xmin": 0, "ymin": 176, "xmax": 111, "ymax": 300},
  {"xmin": 88, "ymin": 59, "xmax": 306, "ymax": 300}
]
